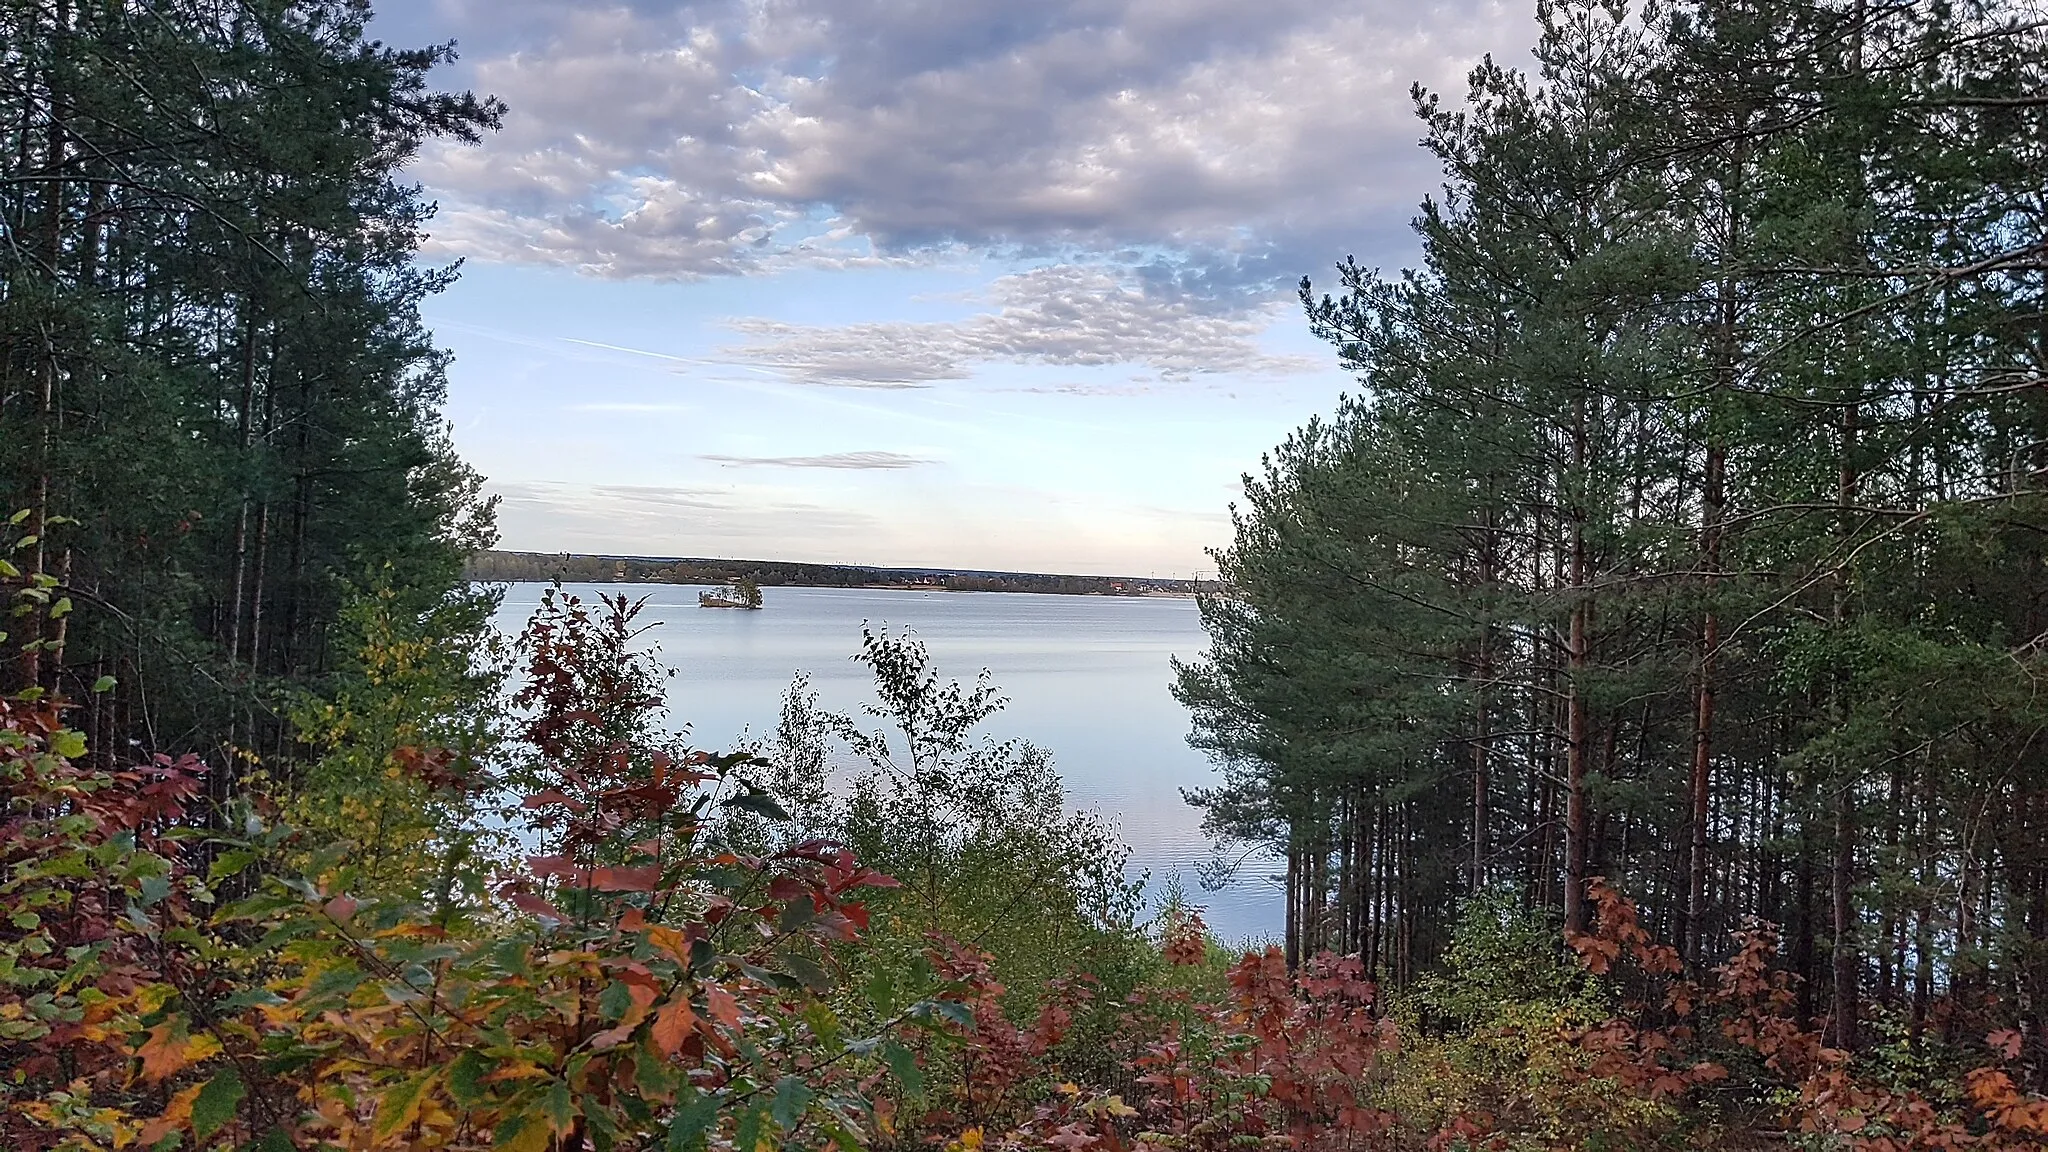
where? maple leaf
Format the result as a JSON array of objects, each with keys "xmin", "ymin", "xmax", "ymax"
[
  {"xmin": 703, "ymin": 982, "xmax": 743, "ymax": 1028},
  {"xmin": 134, "ymin": 1017, "xmax": 221, "ymax": 1084},
  {"xmin": 592, "ymin": 864, "xmax": 660, "ymax": 892},
  {"xmin": 651, "ymin": 996, "xmax": 697, "ymax": 1058},
  {"xmin": 138, "ymin": 1084, "xmax": 204, "ymax": 1146}
]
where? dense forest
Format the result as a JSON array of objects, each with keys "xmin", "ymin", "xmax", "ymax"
[
  {"xmin": 1177, "ymin": 0, "xmax": 2048, "ymax": 1060},
  {"xmin": 0, "ymin": 0, "xmax": 501, "ymax": 772},
  {"xmin": 7, "ymin": 1, "xmax": 2048, "ymax": 1150}
]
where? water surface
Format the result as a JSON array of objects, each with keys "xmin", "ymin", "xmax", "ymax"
[{"xmin": 493, "ymin": 583, "xmax": 1281, "ymax": 942}]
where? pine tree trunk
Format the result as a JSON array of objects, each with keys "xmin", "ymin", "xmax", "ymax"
[
  {"xmin": 1687, "ymin": 429, "xmax": 1727, "ymax": 965},
  {"xmin": 1830, "ymin": 400, "xmax": 1861, "ymax": 1050},
  {"xmin": 1563, "ymin": 405, "xmax": 1592, "ymax": 935}
]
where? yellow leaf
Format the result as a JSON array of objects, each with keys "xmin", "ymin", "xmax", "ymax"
[
  {"xmin": 374, "ymin": 1069, "xmax": 440, "ymax": 1139},
  {"xmin": 138, "ymin": 1084, "xmax": 203, "ymax": 1146}
]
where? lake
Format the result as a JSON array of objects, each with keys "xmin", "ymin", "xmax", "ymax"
[{"xmin": 492, "ymin": 583, "xmax": 1282, "ymax": 943}]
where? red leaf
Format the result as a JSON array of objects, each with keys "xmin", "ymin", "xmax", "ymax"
[
  {"xmin": 523, "ymin": 790, "xmax": 588, "ymax": 814},
  {"xmin": 593, "ymin": 865, "xmax": 660, "ymax": 893},
  {"xmin": 852, "ymin": 869, "xmax": 901, "ymax": 890},
  {"xmin": 527, "ymin": 854, "xmax": 581, "ymax": 880},
  {"xmin": 508, "ymin": 893, "xmax": 564, "ymax": 920},
  {"xmin": 703, "ymin": 982, "xmax": 742, "ymax": 1028}
]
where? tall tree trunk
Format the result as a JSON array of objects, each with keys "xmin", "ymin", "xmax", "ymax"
[
  {"xmin": 1687, "ymin": 444, "xmax": 1727, "ymax": 963},
  {"xmin": 227, "ymin": 310, "xmax": 259, "ymax": 665},
  {"xmin": 1471, "ymin": 493, "xmax": 1497, "ymax": 894},
  {"xmin": 1830, "ymin": 400, "xmax": 1862, "ymax": 1050},
  {"xmin": 1563, "ymin": 402, "xmax": 1592, "ymax": 935},
  {"xmin": 23, "ymin": 0, "xmax": 68, "ymax": 689}
]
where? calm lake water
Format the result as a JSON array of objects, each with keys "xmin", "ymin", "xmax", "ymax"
[{"xmin": 492, "ymin": 583, "xmax": 1282, "ymax": 943}]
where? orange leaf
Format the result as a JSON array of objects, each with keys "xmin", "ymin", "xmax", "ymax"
[
  {"xmin": 646, "ymin": 925, "xmax": 693, "ymax": 964},
  {"xmin": 652, "ymin": 997, "xmax": 697, "ymax": 1058},
  {"xmin": 135, "ymin": 1019, "xmax": 221, "ymax": 1085},
  {"xmin": 139, "ymin": 1084, "xmax": 204, "ymax": 1145}
]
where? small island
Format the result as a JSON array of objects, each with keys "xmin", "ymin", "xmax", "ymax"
[{"xmin": 698, "ymin": 578, "xmax": 763, "ymax": 609}]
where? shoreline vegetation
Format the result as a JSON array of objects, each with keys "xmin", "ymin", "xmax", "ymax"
[
  {"xmin": 466, "ymin": 548, "xmax": 1210, "ymax": 598},
  {"xmin": 9, "ymin": 1, "xmax": 2048, "ymax": 1149}
]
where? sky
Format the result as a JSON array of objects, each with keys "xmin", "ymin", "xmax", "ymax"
[{"xmin": 369, "ymin": 0, "xmax": 1538, "ymax": 578}]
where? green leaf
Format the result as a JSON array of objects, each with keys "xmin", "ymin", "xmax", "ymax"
[
  {"xmin": 864, "ymin": 968, "xmax": 897, "ymax": 1012},
  {"xmin": 770, "ymin": 1076, "xmax": 814, "ymax": 1131},
  {"xmin": 448, "ymin": 1049, "xmax": 489, "ymax": 1106},
  {"xmin": 723, "ymin": 790, "xmax": 791, "ymax": 822},
  {"xmin": 216, "ymin": 987, "xmax": 285, "ymax": 1012},
  {"xmin": 7, "ymin": 509, "xmax": 27, "ymax": 526},
  {"xmin": 207, "ymin": 850, "xmax": 257, "ymax": 883},
  {"xmin": 777, "ymin": 952, "xmax": 833, "ymax": 993},
  {"xmin": 493, "ymin": 1112, "xmax": 548, "ymax": 1152},
  {"xmin": 776, "ymin": 898, "xmax": 817, "ymax": 933},
  {"xmin": 801, "ymin": 1001, "xmax": 842, "ymax": 1053},
  {"xmin": 882, "ymin": 1040, "xmax": 924, "ymax": 1097},
  {"xmin": 49, "ymin": 729, "xmax": 86, "ymax": 760},
  {"xmin": 541, "ymin": 1080, "xmax": 577, "ymax": 1135},
  {"xmin": 0, "ymin": 558, "xmax": 18, "ymax": 579},
  {"xmin": 733, "ymin": 1105, "xmax": 763, "ymax": 1152},
  {"xmin": 666, "ymin": 1091, "xmax": 720, "ymax": 1152},
  {"xmin": 48, "ymin": 597, "xmax": 71, "ymax": 619},
  {"xmin": 916, "ymin": 999, "xmax": 974, "ymax": 1030},
  {"xmin": 12, "ymin": 534, "xmax": 36, "ymax": 551},
  {"xmin": 91, "ymin": 675, "xmax": 116, "ymax": 693},
  {"xmin": 136, "ymin": 874, "xmax": 173, "ymax": 907},
  {"xmin": 599, "ymin": 979, "xmax": 636, "ymax": 1021},
  {"xmin": 192, "ymin": 1064, "xmax": 246, "ymax": 1141}
]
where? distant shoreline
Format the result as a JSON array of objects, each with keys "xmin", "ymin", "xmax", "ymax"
[{"xmin": 466, "ymin": 550, "xmax": 1214, "ymax": 599}]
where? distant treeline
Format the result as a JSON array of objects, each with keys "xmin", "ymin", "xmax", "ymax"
[{"xmin": 466, "ymin": 550, "xmax": 1205, "ymax": 597}]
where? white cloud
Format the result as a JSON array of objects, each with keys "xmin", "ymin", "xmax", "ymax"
[
  {"xmin": 700, "ymin": 451, "xmax": 936, "ymax": 469},
  {"xmin": 491, "ymin": 480, "xmax": 882, "ymax": 553},
  {"xmin": 411, "ymin": 0, "xmax": 1525, "ymax": 291},
  {"xmin": 723, "ymin": 265, "xmax": 1320, "ymax": 386}
]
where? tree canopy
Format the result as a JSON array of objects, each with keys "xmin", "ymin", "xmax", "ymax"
[{"xmin": 1177, "ymin": 0, "xmax": 2048, "ymax": 1060}]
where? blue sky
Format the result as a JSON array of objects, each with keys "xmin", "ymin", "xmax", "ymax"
[{"xmin": 371, "ymin": 0, "xmax": 1535, "ymax": 577}]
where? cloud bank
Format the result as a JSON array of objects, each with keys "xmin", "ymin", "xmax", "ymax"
[
  {"xmin": 724, "ymin": 266, "xmax": 1319, "ymax": 386},
  {"xmin": 412, "ymin": 0, "xmax": 1519, "ymax": 296}
]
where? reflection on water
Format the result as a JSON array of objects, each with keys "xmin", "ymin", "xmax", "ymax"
[{"xmin": 492, "ymin": 583, "xmax": 1283, "ymax": 943}]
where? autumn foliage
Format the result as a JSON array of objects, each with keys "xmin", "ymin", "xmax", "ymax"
[
  {"xmin": 6, "ymin": 591, "xmax": 2048, "ymax": 1152},
  {"xmin": 0, "ymin": 596, "xmax": 914, "ymax": 1151}
]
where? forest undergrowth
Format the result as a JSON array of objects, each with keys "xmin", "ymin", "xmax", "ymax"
[{"xmin": 4, "ymin": 580, "xmax": 2046, "ymax": 1151}]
